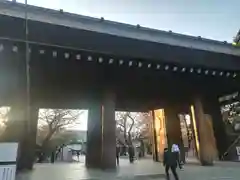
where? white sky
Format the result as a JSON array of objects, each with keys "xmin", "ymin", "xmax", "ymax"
[
  {"xmin": 0, "ymin": 107, "xmax": 88, "ymax": 131},
  {"xmin": 71, "ymin": 110, "xmax": 88, "ymax": 131},
  {"xmin": 58, "ymin": 109, "xmax": 88, "ymax": 131},
  {"xmin": 12, "ymin": 0, "xmax": 240, "ymax": 41}
]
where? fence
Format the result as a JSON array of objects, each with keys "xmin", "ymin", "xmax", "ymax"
[
  {"xmin": 0, "ymin": 143, "xmax": 18, "ymax": 180},
  {"xmin": 0, "ymin": 165, "xmax": 16, "ymax": 180}
]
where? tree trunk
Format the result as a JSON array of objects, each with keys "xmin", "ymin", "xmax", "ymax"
[{"xmin": 38, "ymin": 130, "xmax": 56, "ymax": 162}]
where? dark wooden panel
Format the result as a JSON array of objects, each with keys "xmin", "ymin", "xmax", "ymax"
[{"xmin": 0, "ymin": 15, "xmax": 239, "ymax": 70}]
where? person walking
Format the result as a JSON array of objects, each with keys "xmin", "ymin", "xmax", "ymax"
[
  {"xmin": 116, "ymin": 145, "xmax": 120, "ymax": 165},
  {"xmin": 163, "ymin": 145, "xmax": 182, "ymax": 180},
  {"xmin": 51, "ymin": 151, "xmax": 55, "ymax": 164},
  {"xmin": 172, "ymin": 143, "xmax": 183, "ymax": 164},
  {"xmin": 128, "ymin": 145, "xmax": 135, "ymax": 163},
  {"xmin": 76, "ymin": 151, "xmax": 80, "ymax": 162}
]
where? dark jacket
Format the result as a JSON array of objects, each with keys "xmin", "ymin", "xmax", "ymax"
[
  {"xmin": 163, "ymin": 149, "xmax": 180, "ymax": 167},
  {"xmin": 128, "ymin": 146, "xmax": 135, "ymax": 157},
  {"xmin": 116, "ymin": 146, "xmax": 120, "ymax": 157}
]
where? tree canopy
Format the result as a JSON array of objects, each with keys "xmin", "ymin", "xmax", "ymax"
[
  {"xmin": 37, "ymin": 109, "xmax": 83, "ymax": 146},
  {"xmin": 233, "ymin": 29, "xmax": 240, "ymax": 45},
  {"xmin": 115, "ymin": 111, "xmax": 151, "ymax": 145},
  {"xmin": 36, "ymin": 109, "xmax": 84, "ymax": 158}
]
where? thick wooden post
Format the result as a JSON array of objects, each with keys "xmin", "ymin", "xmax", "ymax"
[
  {"xmin": 101, "ymin": 92, "xmax": 116, "ymax": 169},
  {"xmin": 204, "ymin": 97, "xmax": 228, "ymax": 160},
  {"xmin": 193, "ymin": 98, "xmax": 215, "ymax": 165},
  {"xmin": 86, "ymin": 101, "xmax": 102, "ymax": 168},
  {"xmin": 17, "ymin": 105, "xmax": 39, "ymax": 170},
  {"xmin": 86, "ymin": 92, "xmax": 116, "ymax": 169},
  {"xmin": 152, "ymin": 109, "xmax": 167, "ymax": 161},
  {"xmin": 165, "ymin": 105, "xmax": 182, "ymax": 147}
]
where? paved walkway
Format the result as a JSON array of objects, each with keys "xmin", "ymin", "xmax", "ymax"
[
  {"xmin": 178, "ymin": 161, "xmax": 240, "ymax": 180},
  {"xmin": 16, "ymin": 158, "xmax": 164, "ymax": 180},
  {"xmin": 16, "ymin": 157, "xmax": 240, "ymax": 180}
]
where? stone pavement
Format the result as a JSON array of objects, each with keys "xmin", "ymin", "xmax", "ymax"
[
  {"xmin": 16, "ymin": 158, "xmax": 165, "ymax": 180},
  {"xmin": 177, "ymin": 161, "xmax": 240, "ymax": 180},
  {"xmin": 16, "ymin": 157, "xmax": 240, "ymax": 180}
]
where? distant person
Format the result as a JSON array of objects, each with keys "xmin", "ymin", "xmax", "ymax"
[
  {"xmin": 128, "ymin": 145, "xmax": 135, "ymax": 163},
  {"xmin": 38, "ymin": 152, "xmax": 44, "ymax": 163},
  {"xmin": 163, "ymin": 146, "xmax": 182, "ymax": 180},
  {"xmin": 76, "ymin": 151, "xmax": 80, "ymax": 162},
  {"xmin": 138, "ymin": 149, "xmax": 141, "ymax": 159},
  {"xmin": 116, "ymin": 145, "xmax": 120, "ymax": 165},
  {"xmin": 51, "ymin": 151, "xmax": 55, "ymax": 164},
  {"xmin": 172, "ymin": 143, "xmax": 183, "ymax": 164},
  {"xmin": 171, "ymin": 144, "xmax": 180, "ymax": 153}
]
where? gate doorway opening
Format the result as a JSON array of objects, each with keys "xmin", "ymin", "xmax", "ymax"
[
  {"xmin": 115, "ymin": 111, "xmax": 153, "ymax": 166},
  {"xmin": 152, "ymin": 108, "xmax": 200, "ymax": 164},
  {"xmin": 179, "ymin": 114, "xmax": 198, "ymax": 163},
  {"xmin": 36, "ymin": 108, "xmax": 88, "ymax": 165}
]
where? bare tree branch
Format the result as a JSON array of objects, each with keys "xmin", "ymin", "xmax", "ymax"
[
  {"xmin": 37, "ymin": 109, "xmax": 83, "ymax": 148},
  {"xmin": 116, "ymin": 111, "xmax": 151, "ymax": 146}
]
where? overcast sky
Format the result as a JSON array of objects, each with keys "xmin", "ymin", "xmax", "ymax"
[
  {"xmin": 72, "ymin": 110, "xmax": 88, "ymax": 131},
  {"xmin": 37, "ymin": 109, "xmax": 88, "ymax": 131},
  {"xmin": 14, "ymin": 0, "xmax": 240, "ymax": 42}
]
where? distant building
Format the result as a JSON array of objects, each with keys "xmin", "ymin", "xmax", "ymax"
[{"xmin": 63, "ymin": 129, "xmax": 87, "ymax": 142}]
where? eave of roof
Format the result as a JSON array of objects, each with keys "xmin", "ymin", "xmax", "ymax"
[{"xmin": 0, "ymin": 1, "xmax": 239, "ymax": 57}]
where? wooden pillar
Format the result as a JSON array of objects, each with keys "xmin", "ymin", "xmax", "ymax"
[
  {"xmin": 86, "ymin": 101, "xmax": 102, "ymax": 168},
  {"xmin": 193, "ymin": 97, "xmax": 215, "ymax": 165},
  {"xmin": 101, "ymin": 92, "xmax": 116, "ymax": 169},
  {"xmin": 17, "ymin": 105, "xmax": 39, "ymax": 170},
  {"xmin": 27, "ymin": 105, "xmax": 39, "ymax": 169},
  {"xmin": 151, "ymin": 109, "xmax": 167, "ymax": 161},
  {"xmin": 164, "ymin": 105, "xmax": 182, "ymax": 148},
  {"xmin": 204, "ymin": 97, "xmax": 228, "ymax": 160},
  {"xmin": 204, "ymin": 114, "xmax": 218, "ymax": 160},
  {"xmin": 86, "ymin": 92, "xmax": 116, "ymax": 169}
]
